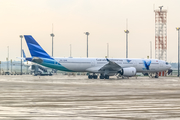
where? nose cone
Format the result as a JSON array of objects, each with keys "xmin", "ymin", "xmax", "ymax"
[{"xmin": 168, "ymin": 64, "xmax": 171, "ymax": 69}]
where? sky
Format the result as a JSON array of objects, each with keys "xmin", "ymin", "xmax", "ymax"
[{"xmin": 0, "ymin": 0, "xmax": 180, "ymax": 62}]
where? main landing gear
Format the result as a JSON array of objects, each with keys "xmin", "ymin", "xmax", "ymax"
[
  {"xmin": 149, "ymin": 72, "xmax": 159, "ymax": 78},
  {"xmin": 100, "ymin": 74, "xmax": 109, "ymax": 79},
  {"xmin": 88, "ymin": 74, "xmax": 98, "ymax": 79},
  {"xmin": 88, "ymin": 74, "xmax": 110, "ymax": 79}
]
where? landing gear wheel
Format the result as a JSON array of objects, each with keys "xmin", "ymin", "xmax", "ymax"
[
  {"xmin": 155, "ymin": 72, "xmax": 159, "ymax": 78},
  {"xmin": 100, "ymin": 75, "xmax": 104, "ymax": 79},
  {"xmin": 105, "ymin": 75, "xmax": 109, "ymax": 79},
  {"xmin": 88, "ymin": 75, "xmax": 93, "ymax": 79},
  {"xmin": 93, "ymin": 75, "xmax": 97, "ymax": 79},
  {"xmin": 155, "ymin": 75, "xmax": 159, "ymax": 78}
]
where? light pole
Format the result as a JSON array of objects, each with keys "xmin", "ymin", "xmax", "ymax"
[
  {"xmin": 124, "ymin": 30, "xmax": 129, "ymax": 58},
  {"xmin": 176, "ymin": 27, "xmax": 180, "ymax": 77},
  {"xmin": 20, "ymin": 35, "xmax": 23, "ymax": 75},
  {"xmin": 50, "ymin": 33, "xmax": 55, "ymax": 73},
  {"xmin": 50, "ymin": 33, "xmax": 55, "ymax": 57},
  {"xmin": 85, "ymin": 32, "xmax": 90, "ymax": 58}
]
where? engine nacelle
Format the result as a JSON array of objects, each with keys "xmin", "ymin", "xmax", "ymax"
[{"xmin": 119, "ymin": 67, "xmax": 136, "ymax": 77}]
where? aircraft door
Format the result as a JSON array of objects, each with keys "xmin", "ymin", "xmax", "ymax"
[
  {"xmin": 160, "ymin": 61, "xmax": 163, "ymax": 67},
  {"xmin": 91, "ymin": 60, "xmax": 96, "ymax": 67},
  {"xmin": 133, "ymin": 60, "xmax": 137, "ymax": 67}
]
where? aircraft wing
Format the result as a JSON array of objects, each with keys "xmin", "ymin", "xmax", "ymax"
[{"xmin": 98, "ymin": 58, "xmax": 121, "ymax": 71}]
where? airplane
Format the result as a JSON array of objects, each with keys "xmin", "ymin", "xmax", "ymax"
[
  {"xmin": 23, "ymin": 35, "xmax": 171, "ymax": 79},
  {"xmin": 22, "ymin": 49, "xmax": 32, "ymax": 66}
]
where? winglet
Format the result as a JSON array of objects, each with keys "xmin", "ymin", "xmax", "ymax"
[{"xmin": 106, "ymin": 58, "xmax": 110, "ymax": 62}]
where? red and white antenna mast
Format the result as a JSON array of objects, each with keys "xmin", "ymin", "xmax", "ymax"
[{"xmin": 154, "ymin": 6, "xmax": 167, "ymax": 61}]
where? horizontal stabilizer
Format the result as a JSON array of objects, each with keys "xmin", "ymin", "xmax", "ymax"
[{"xmin": 16, "ymin": 57, "xmax": 25, "ymax": 60}]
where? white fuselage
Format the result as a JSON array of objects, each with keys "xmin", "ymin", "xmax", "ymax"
[{"xmin": 51, "ymin": 57, "xmax": 171, "ymax": 73}]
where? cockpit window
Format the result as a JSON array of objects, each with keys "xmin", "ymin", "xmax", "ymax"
[{"xmin": 166, "ymin": 62, "xmax": 168, "ymax": 65}]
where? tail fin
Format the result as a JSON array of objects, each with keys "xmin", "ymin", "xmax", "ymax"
[
  {"xmin": 24, "ymin": 35, "xmax": 53, "ymax": 59},
  {"xmin": 22, "ymin": 49, "xmax": 27, "ymax": 62}
]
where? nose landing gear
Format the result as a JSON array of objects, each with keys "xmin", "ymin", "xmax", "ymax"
[
  {"xmin": 149, "ymin": 72, "xmax": 159, "ymax": 78},
  {"xmin": 155, "ymin": 72, "xmax": 159, "ymax": 78}
]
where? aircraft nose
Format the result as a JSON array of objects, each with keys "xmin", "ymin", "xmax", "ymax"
[{"xmin": 168, "ymin": 64, "xmax": 171, "ymax": 69}]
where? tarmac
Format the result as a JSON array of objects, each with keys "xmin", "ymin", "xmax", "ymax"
[{"xmin": 0, "ymin": 75, "xmax": 180, "ymax": 120}]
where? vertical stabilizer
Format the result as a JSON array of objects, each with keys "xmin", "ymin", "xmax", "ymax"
[
  {"xmin": 22, "ymin": 49, "xmax": 27, "ymax": 62},
  {"xmin": 24, "ymin": 35, "xmax": 53, "ymax": 59}
]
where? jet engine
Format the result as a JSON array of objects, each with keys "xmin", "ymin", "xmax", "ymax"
[{"xmin": 118, "ymin": 67, "xmax": 136, "ymax": 77}]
